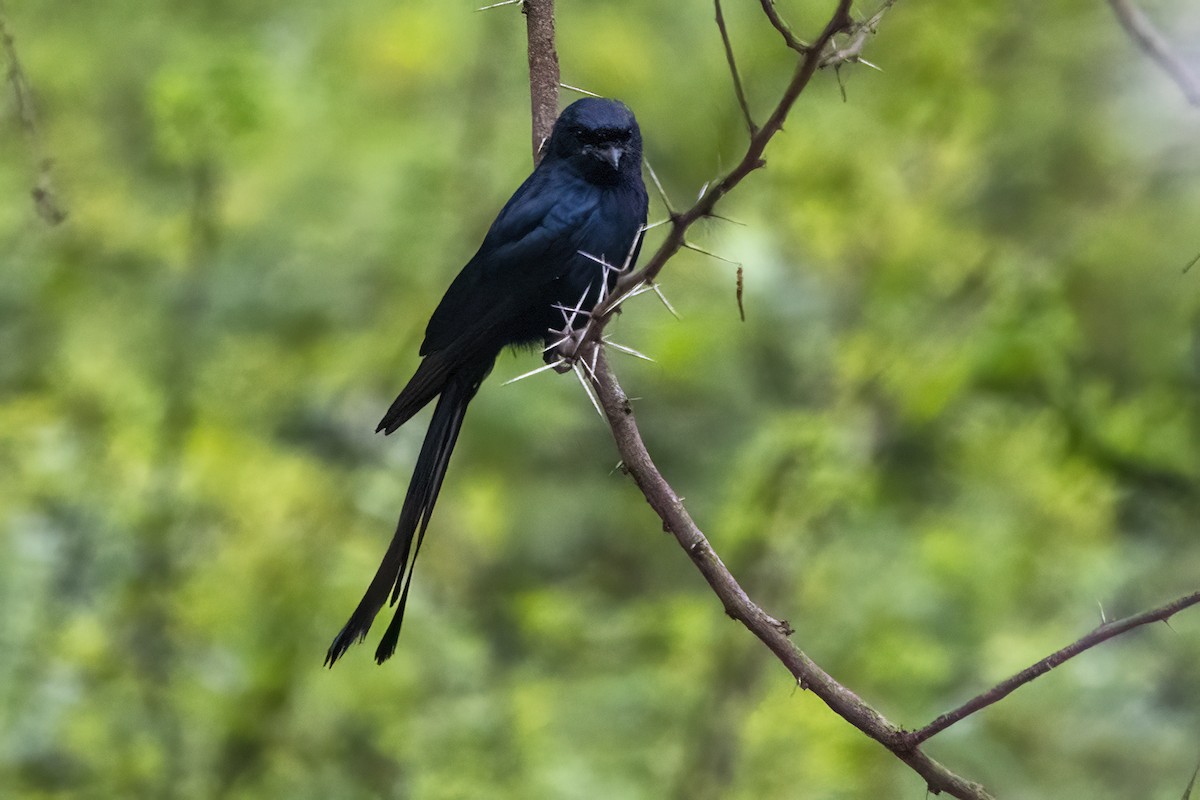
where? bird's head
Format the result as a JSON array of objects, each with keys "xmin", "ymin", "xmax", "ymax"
[{"xmin": 546, "ymin": 98, "xmax": 642, "ymax": 185}]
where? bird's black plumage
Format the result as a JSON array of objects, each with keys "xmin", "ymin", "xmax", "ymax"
[{"xmin": 326, "ymin": 98, "xmax": 649, "ymax": 665}]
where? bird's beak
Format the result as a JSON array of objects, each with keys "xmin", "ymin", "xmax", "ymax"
[{"xmin": 589, "ymin": 144, "xmax": 623, "ymax": 170}]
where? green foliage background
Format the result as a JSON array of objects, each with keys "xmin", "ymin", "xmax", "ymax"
[{"xmin": 2, "ymin": 1, "xmax": 1198, "ymax": 797}]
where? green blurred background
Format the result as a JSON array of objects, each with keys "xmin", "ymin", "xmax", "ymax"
[{"xmin": 2, "ymin": 1, "xmax": 1198, "ymax": 797}]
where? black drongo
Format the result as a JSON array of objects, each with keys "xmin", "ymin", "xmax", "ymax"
[{"xmin": 326, "ymin": 98, "xmax": 649, "ymax": 665}]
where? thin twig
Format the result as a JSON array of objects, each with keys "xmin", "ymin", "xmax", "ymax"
[
  {"xmin": 0, "ymin": 4, "xmax": 67, "ymax": 224},
  {"xmin": 909, "ymin": 590, "xmax": 1200, "ymax": 745},
  {"xmin": 715, "ymin": 0, "xmax": 758, "ymax": 136},
  {"xmin": 1182, "ymin": 754, "xmax": 1199, "ymax": 800},
  {"xmin": 1107, "ymin": 0, "xmax": 1200, "ymax": 107},
  {"xmin": 579, "ymin": 0, "xmax": 855, "ymax": 351},
  {"xmin": 758, "ymin": 0, "xmax": 809, "ymax": 53}
]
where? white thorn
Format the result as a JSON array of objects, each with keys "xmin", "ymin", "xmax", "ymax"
[
  {"xmin": 683, "ymin": 241, "xmax": 740, "ymax": 266},
  {"xmin": 644, "ymin": 159, "xmax": 673, "ymax": 213},
  {"xmin": 621, "ymin": 229, "xmax": 644, "ymax": 273},
  {"xmin": 697, "ymin": 181, "xmax": 710, "ymax": 202},
  {"xmin": 651, "ymin": 283, "xmax": 680, "ymax": 319},
  {"xmin": 579, "ymin": 347, "xmax": 599, "ymax": 382},
  {"xmin": 578, "ymin": 251, "xmax": 619, "ymax": 305},
  {"xmin": 578, "ymin": 250, "xmax": 615, "ymax": 270},
  {"xmin": 476, "ymin": 0, "xmax": 522, "ymax": 10},
  {"xmin": 603, "ymin": 337, "xmax": 656, "ymax": 362},
  {"xmin": 573, "ymin": 363, "xmax": 605, "ymax": 419},
  {"xmin": 551, "ymin": 303, "xmax": 592, "ymax": 318},
  {"xmin": 574, "ymin": 282, "xmax": 592, "ymax": 312},
  {"xmin": 559, "ymin": 282, "xmax": 593, "ymax": 330},
  {"xmin": 502, "ymin": 359, "xmax": 565, "ymax": 386},
  {"xmin": 559, "ymin": 82, "xmax": 602, "ymax": 98},
  {"xmin": 607, "ymin": 281, "xmax": 650, "ymax": 310}
]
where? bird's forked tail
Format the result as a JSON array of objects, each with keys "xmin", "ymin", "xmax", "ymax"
[{"xmin": 325, "ymin": 356, "xmax": 492, "ymax": 665}]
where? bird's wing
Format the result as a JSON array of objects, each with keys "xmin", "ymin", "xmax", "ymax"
[{"xmin": 421, "ymin": 171, "xmax": 599, "ymax": 356}]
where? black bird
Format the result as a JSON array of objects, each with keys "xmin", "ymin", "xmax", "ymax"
[{"xmin": 326, "ymin": 98, "xmax": 649, "ymax": 665}]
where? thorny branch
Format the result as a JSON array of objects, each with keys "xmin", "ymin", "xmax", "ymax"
[
  {"xmin": 1107, "ymin": 0, "xmax": 1200, "ymax": 107},
  {"xmin": 515, "ymin": 1, "xmax": 1199, "ymax": 798},
  {"xmin": 587, "ymin": 350, "xmax": 995, "ymax": 800},
  {"xmin": 575, "ymin": 0, "xmax": 857, "ymax": 351}
]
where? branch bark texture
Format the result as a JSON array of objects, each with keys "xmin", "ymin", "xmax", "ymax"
[
  {"xmin": 589, "ymin": 348, "xmax": 994, "ymax": 800},
  {"xmin": 523, "ymin": 0, "xmax": 560, "ymax": 163}
]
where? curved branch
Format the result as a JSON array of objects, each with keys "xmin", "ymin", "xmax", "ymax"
[
  {"xmin": 758, "ymin": 0, "xmax": 810, "ymax": 54},
  {"xmin": 911, "ymin": 590, "xmax": 1200, "ymax": 744},
  {"xmin": 517, "ymin": 1, "xmax": 1198, "ymax": 797},
  {"xmin": 588, "ymin": 348, "xmax": 995, "ymax": 800},
  {"xmin": 525, "ymin": 2, "xmax": 995, "ymax": 798}
]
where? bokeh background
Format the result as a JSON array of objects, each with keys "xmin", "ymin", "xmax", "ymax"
[{"xmin": 2, "ymin": 1, "xmax": 1199, "ymax": 797}]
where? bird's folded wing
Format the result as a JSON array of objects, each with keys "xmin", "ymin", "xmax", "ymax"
[
  {"xmin": 422, "ymin": 179, "xmax": 599, "ymax": 355},
  {"xmin": 377, "ymin": 294, "xmax": 525, "ymax": 434}
]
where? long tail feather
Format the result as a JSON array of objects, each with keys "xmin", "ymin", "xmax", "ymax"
[
  {"xmin": 325, "ymin": 357, "xmax": 491, "ymax": 666},
  {"xmin": 376, "ymin": 353, "xmax": 454, "ymax": 435}
]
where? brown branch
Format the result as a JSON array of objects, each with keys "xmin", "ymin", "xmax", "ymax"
[
  {"xmin": 910, "ymin": 590, "xmax": 1200, "ymax": 745},
  {"xmin": 514, "ymin": 1, "xmax": 1200, "ymax": 796},
  {"xmin": 581, "ymin": 0, "xmax": 854, "ymax": 348},
  {"xmin": 758, "ymin": 0, "xmax": 809, "ymax": 54},
  {"xmin": 526, "ymin": 2, "xmax": 993, "ymax": 797},
  {"xmin": 1107, "ymin": 0, "xmax": 1200, "ymax": 107},
  {"xmin": 574, "ymin": 7, "xmax": 991, "ymax": 795},
  {"xmin": 0, "ymin": 3, "xmax": 66, "ymax": 224},
  {"xmin": 587, "ymin": 347, "xmax": 994, "ymax": 800},
  {"xmin": 715, "ymin": 0, "xmax": 757, "ymax": 137},
  {"xmin": 523, "ymin": 0, "xmax": 560, "ymax": 163}
]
